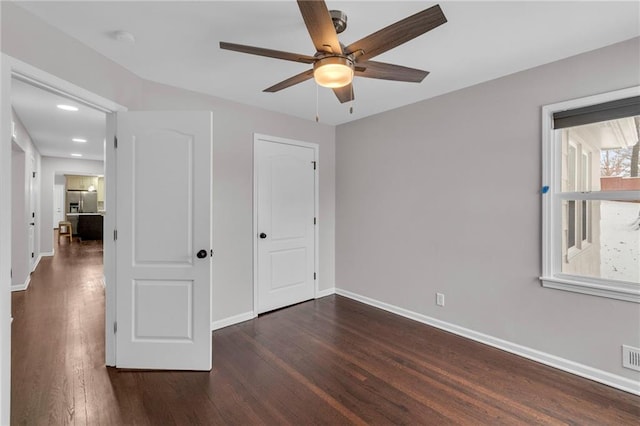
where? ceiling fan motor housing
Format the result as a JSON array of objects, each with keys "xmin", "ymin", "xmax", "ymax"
[{"xmin": 330, "ymin": 10, "xmax": 347, "ymax": 34}]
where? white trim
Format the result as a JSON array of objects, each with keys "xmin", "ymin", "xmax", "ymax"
[
  {"xmin": 211, "ymin": 311, "xmax": 256, "ymax": 331},
  {"xmin": 541, "ymin": 85, "xmax": 640, "ymax": 302},
  {"xmin": 316, "ymin": 287, "xmax": 336, "ymax": 298},
  {"xmin": 11, "ymin": 275, "xmax": 30, "ymax": 292},
  {"xmin": 104, "ymin": 114, "xmax": 117, "ymax": 367},
  {"xmin": 252, "ymin": 133, "xmax": 320, "ymax": 315},
  {"xmin": 40, "ymin": 250, "xmax": 54, "ymax": 257},
  {"xmin": 7, "ymin": 56, "xmax": 126, "ymax": 113},
  {"xmin": 335, "ymin": 288, "xmax": 640, "ymax": 396},
  {"xmin": 31, "ymin": 254, "xmax": 43, "ymax": 272},
  {"xmin": 541, "ymin": 276, "xmax": 640, "ymax": 303}
]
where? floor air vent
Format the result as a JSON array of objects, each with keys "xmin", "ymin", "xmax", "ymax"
[{"xmin": 622, "ymin": 345, "xmax": 640, "ymax": 371}]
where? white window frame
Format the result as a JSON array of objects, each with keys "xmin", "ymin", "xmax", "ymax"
[{"xmin": 541, "ymin": 86, "xmax": 640, "ymax": 303}]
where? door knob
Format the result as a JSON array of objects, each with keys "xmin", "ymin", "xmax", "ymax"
[
  {"xmin": 197, "ymin": 249, "xmax": 208, "ymax": 259},
  {"xmin": 259, "ymin": 233, "xmax": 267, "ymax": 239}
]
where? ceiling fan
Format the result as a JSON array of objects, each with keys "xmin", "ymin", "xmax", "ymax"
[{"xmin": 220, "ymin": 1, "xmax": 447, "ymax": 104}]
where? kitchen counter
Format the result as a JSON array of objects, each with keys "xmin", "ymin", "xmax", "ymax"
[{"xmin": 65, "ymin": 213, "xmax": 104, "ymax": 240}]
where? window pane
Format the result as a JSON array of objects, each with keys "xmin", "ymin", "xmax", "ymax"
[
  {"xmin": 566, "ymin": 144, "xmax": 577, "ymax": 192},
  {"xmin": 562, "ymin": 200, "xmax": 640, "ymax": 284},
  {"xmin": 581, "ymin": 200, "xmax": 589, "ymax": 242},
  {"xmin": 567, "ymin": 200, "xmax": 576, "ymax": 248},
  {"xmin": 562, "ymin": 115, "xmax": 640, "ymax": 192}
]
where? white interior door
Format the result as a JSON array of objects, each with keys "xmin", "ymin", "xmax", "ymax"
[
  {"xmin": 116, "ymin": 111, "xmax": 213, "ymax": 370},
  {"xmin": 255, "ymin": 135, "xmax": 317, "ymax": 314},
  {"xmin": 53, "ymin": 184, "xmax": 64, "ymax": 226}
]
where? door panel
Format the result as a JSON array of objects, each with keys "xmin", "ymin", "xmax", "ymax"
[
  {"xmin": 116, "ymin": 111, "xmax": 212, "ymax": 370},
  {"xmin": 132, "ymin": 129, "xmax": 193, "ymax": 264},
  {"xmin": 133, "ymin": 279, "xmax": 193, "ymax": 340},
  {"xmin": 256, "ymin": 137, "xmax": 316, "ymax": 314}
]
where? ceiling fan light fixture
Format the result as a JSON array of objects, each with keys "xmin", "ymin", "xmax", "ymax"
[{"xmin": 313, "ymin": 56, "xmax": 354, "ymax": 88}]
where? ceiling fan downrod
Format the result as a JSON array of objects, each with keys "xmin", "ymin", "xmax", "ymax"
[{"xmin": 329, "ymin": 10, "xmax": 347, "ymax": 34}]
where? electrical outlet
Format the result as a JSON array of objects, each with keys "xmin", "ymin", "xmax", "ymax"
[{"xmin": 436, "ymin": 293, "xmax": 445, "ymax": 307}]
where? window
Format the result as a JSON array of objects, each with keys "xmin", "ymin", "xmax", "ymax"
[{"xmin": 541, "ymin": 88, "xmax": 640, "ymax": 302}]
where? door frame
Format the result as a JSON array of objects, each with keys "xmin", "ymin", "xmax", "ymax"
[
  {"xmin": 252, "ymin": 133, "xmax": 320, "ymax": 315},
  {"xmin": 0, "ymin": 54, "xmax": 127, "ymax": 422}
]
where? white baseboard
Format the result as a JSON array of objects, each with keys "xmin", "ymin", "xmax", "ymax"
[
  {"xmin": 316, "ymin": 287, "xmax": 336, "ymax": 298},
  {"xmin": 212, "ymin": 289, "xmax": 336, "ymax": 332},
  {"xmin": 11, "ymin": 275, "xmax": 30, "ymax": 292},
  {"xmin": 31, "ymin": 254, "xmax": 42, "ymax": 272},
  {"xmin": 41, "ymin": 250, "xmax": 54, "ymax": 257},
  {"xmin": 335, "ymin": 288, "xmax": 640, "ymax": 396},
  {"xmin": 211, "ymin": 311, "xmax": 256, "ymax": 331}
]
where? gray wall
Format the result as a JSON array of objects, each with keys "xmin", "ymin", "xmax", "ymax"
[
  {"xmin": 336, "ymin": 37, "xmax": 640, "ymax": 380},
  {"xmin": 1, "ymin": 2, "xmax": 336, "ymax": 323}
]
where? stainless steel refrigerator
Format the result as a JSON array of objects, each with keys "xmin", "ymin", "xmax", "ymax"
[{"xmin": 67, "ymin": 190, "xmax": 98, "ymax": 213}]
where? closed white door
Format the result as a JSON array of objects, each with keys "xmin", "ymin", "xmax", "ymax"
[
  {"xmin": 116, "ymin": 111, "xmax": 213, "ymax": 370},
  {"xmin": 255, "ymin": 135, "xmax": 317, "ymax": 314},
  {"xmin": 53, "ymin": 184, "xmax": 64, "ymax": 225}
]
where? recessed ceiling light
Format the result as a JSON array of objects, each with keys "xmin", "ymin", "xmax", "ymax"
[
  {"xmin": 57, "ymin": 104, "xmax": 78, "ymax": 112},
  {"xmin": 71, "ymin": 153, "xmax": 83, "ymax": 157},
  {"xmin": 72, "ymin": 138, "xmax": 87, "ymax": 143}
]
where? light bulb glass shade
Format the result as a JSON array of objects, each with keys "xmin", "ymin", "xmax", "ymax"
[{"xmin": 313, "ymin": 56, "xmax": 354, "ymax": 88}]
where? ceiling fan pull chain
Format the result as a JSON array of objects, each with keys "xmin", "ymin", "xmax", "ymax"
[
  {"xmin": 350, "ymin": 82, "xmax": 354, "ymax": 114},
  {"xmin": 315, "ymin": 83, "xmax": 320, "ymax": 122}
]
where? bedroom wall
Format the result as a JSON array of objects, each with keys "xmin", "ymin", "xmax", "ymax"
[{"xmin": 335, "ymin": 37, "xmax": 640, "ymax": 384}]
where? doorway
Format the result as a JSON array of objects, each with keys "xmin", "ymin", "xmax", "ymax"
[{"xmin": 253, "ymin": 134, "xmax": 319, "ymax": 314}]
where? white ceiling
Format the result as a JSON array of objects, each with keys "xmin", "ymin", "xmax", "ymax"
[
  {"xmin": 11, "ymin": 78, "xmax": 106, "ymax": 161},
  {"xmin": 9, "ymin": 1, "xmax": 640, "ymax": 159}
]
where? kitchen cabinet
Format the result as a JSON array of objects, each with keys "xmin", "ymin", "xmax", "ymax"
[
  {"xmin": 97, "ymin": 177, "xmax": 105, "ymax": 203},
  {"xmin": 66, "ymin": 175, "xmax": 98, "ymax": 191},
  {"xmin": 66, "ymin": 175, "xmax": 83, "ymax": 190}
]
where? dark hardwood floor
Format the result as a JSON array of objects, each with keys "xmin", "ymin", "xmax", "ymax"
[{"xmin": 11, "ymin": 236, "xmax": 640, "ymax": 425}]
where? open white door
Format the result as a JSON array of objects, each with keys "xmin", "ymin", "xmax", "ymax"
[
  {"xmin": 115, "ymin": 111, "xmax": 212, "ymax": 370},
  {"xmin": 255, "ymin": 135, "xmax": 317, "ymax": 314}
]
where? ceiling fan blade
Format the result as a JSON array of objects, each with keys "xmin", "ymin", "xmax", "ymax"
[
  {"xmin": 345, "ymin": 4, "xmax": 447, "ymax": 62},
  {"xmin": 264, "ymin": 69, "xmax": 315, "ymax": 93},
  {"xmin": 333, "ymin": 84, "xmax": 354, "ymax": 104},
  {"xmin": 355, "ymin": 61, "xmax": 429, "ymax": 82},
  {"xmin": 220, "ymin": 42, "xmax": 316, "ymax": 64},
  {"xmin": 297, "ymin": 0, "xmax": 342, "ymax": 54}
]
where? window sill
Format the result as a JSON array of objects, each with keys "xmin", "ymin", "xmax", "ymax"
[{"xmin": 540, "ymin": 276, "xmax": 640, "ymax": 303}]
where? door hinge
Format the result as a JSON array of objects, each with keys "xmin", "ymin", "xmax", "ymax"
[
  {"xmin": 314, "ymin": 272, "xmax": 317, "ymax": 280},
  {"xmin": 32, "ymin": 172, "xmax": 36, "ymax": 178},
  {"xmin": 32, "ymin": 212, "xmax": 35, "ymax": 218},
  {"xmin": 314, "ymin": 217, "xmax": 317, "ymax": 225},
  {"xmin": 31, "ymin": 252, "xmax": 34, "ymax": 258},
  {"xmin": 312, "ymin": 161, "xmax": 316, "ymax": 170},
  {"xmin": 113, "ymin": 322, "xmax": 117, "ymax": 333},
  {"xmin": 113, "ymin": 229, "xmax": 118, "ymax": 241},
  {"xmin": 114, "ymin": 136, "xmax": 118, "ymax": 148}
]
